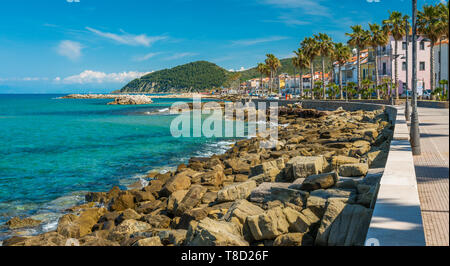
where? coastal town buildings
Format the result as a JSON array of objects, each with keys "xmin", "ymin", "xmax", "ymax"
[
  {"xmin": 333, "ymin": 34, "xmax": 432, "ymax": 96},
  {"xmin": 433, "ymin": 39, "xmax": 449, "ymax": 86}
]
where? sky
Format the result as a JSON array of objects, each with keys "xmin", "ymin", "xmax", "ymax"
[{"xmin": 0, "ymin": 0, "xmax": 445, "ymax": 93}]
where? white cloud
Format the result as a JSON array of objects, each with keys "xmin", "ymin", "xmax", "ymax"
[
  {"xmin": 133, "ymin": 52, "xmax": 160, "ymax": 62},
  {"xmin": 86, "ymin": 27, "xmax": 166, "ymax": 47},
  {"xmin": 231, "ymin": 36, "xmax": 289, "ymax": 46},
  {"xmin": 59, "ymin": 70, "xmax": 151, "ymax": 84},
  {"xmin": 57, "ymin": 40, "xmax": 83, "ymax": 60},
  {"xmin": 164, "ymin": 52, "xmax": 197, "ymax": 61}
]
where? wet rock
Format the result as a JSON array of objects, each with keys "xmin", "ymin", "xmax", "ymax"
[
  {"xmin": 186, "ymin": 218, "xmax": 249, "ymax": 246},
  {"xmin": 3, "ymin": 232, "xmax": 67, "ymax": 246},
  {"xmin": 338, "ymin": 163, "xmax": 369, "ymax": 177},
  {"xmin": 57, "ymin": 207, "xmax": 106, "ymax": 238},
  {"xmin": 217, "ymin": 180, "xmax": 257, "ymax": 202},
  {"xmin": 6, "ymin": 217, "xmax": 41, "ymax": 229},
  {"xmin": 300, "ymin": 172, "xmax": 339, "ymax": 191},
  {"xmin": 85, "ymin": 192, "xmax": 108, "ymax": 203}
]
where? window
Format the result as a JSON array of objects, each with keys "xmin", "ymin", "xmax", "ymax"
[
  {"xmin": 420, "ymin": 41, "xmax": 425, "ymax": 50},
  {"xmin": 402, "ymin": 42, "xmax": 407, "ymax": 50},
  {"xmin": 402, "ymin": 62, "xmax": 407, "ymax": 71},
  {"xmin": 420, "ymin": 62, "xmax": 425, "ymax": 71},
  {"xmin": 382, "ymin": 62, "xmax": 387, "ymax": 75}
]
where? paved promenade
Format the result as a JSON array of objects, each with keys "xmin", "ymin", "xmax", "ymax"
[{"xmin": 412, "ymin": 107, "xmax": 449, "ymax": 246}]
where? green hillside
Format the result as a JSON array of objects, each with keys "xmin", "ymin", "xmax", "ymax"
[{"xmin": 117, "ymin": 58, "xmax": 333, "ymax": 93}]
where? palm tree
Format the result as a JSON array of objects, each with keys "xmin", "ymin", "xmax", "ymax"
[
  {"xmin": 383, "ymin": 11, "xmax": 409, "ymax": 99},
  {"xmin": 293, "ymin": 48, "xmax": 310, "ymax": 98},
  {"xmin": 418, "ymin": 5, "xmax": 444, "ymax": 96},
  {"xmin": 346, "ymin": 25, "xmax": 370, "ymax": 99},
  {"xmin": 301, "ymin": 37, "xmax": 319, "ymax": 99},
  {"xmin": 333, "ymin": 43, "xmax": 352, "ymax": 100},
  {"xmin": 257, "ymin": 63, "xmax": 268, "ymax": 95},
  {"xmin": 265, "ymin": 54, "xmax": 281, "ymax": 95},
  {"xmin": 368, "ymin": 23, "xmax": 390, "ymax": 99},
  {"xmin": 314, "ymin": 33, "xmax": 334, "ymax": 99},
  {"xmin": 438, "ymin": 2, "xmax": 449, "ymax": 40},
  {"xmin": 361, "ymin": 79, "xmax": 374, "ymax": 99}
]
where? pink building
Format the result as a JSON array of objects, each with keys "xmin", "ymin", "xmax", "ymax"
[{"xmin": 377, "ymin": 34, "xmax": 432, "ymax": 95}]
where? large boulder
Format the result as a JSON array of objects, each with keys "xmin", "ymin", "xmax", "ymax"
[
  {"xmin": 284, "ymin": 156, "xmax": 325, "ymax": 181},
  {"xmin": 331, "ymin": 156, "xmax": 360, "ymax": 168},
  {"xmin": 349, "ymin": 140, "xmax": 371, "ymax": 157},
  {"xmin": 6, "ymin": 217, "xmax": 41, "ymax": 229},
  {"xmin": 115, "ymin": 208, "xmax": 142, "ymax": 224},
  {"xmin": 175, "ymin": 185, "xmax": 208, "ymax": 216},
  {"xmin": 310, "ymin": 189, "xmax": 357, "ymax": 204},
  {"xmin": 367, "ymin": 150, "xmax": 388, "ymax": 168},
  {"xmin": 186, "ymin": 218, "xmax": 249, "ymax": 246},
  {"xmin": 141, "ymin": 214, "xmax": 171, "ymax": 229},
  {"xmin": 224, "ymin": 158, "xmax": 251, "ymax": 175},
  {"xmin": 338, "ymin": 163, "xmax": 369, "ymax": 177},
  {"xmin": 268, "ymin": 187, "xmax": 309, "ymax": 206},
  {"xmin": 109, "ymin": 192, "xmax": 135, "ymax": 211},
  {"xmin": 57, "ymin": 207, "xmax": 106, "ymax": 238},
  {"xmin": 250, "ymin": 159, "xmax": 285, "ymax": 182},
  {"xmin": 300, "ymin": 172, "xmax": 339, "ymax": 191},
  {"xmin": 246, "ymin": 207, "xmax": 290, "ymax": 241},
  {"xmin": 167, "ymin": 190, "xmax": 189, "ymax": 213},
  {"xmin": 282, "ymin": 207, "xmax": 321, "ymax": 234},
  {"xmin": 223, "ymin": 199, "xmax": 265, "ymax": 226},
  {"xmin": 248, "ymin": 182, "xmax": 291, "ymax": 203},
  {"xmin": 108, "ymin": 219, "xmax": 152, "ymax": 242},
  {"xmin": 315, "ymin": 200, "xmax": 372, "ymax": 246},
  {"xmin": 3, "ymin": 232, "xmax": 67, "ymax": 246},
  {"xmin": 159, "ymin": 172, "xmax": 192, "ymax": 197},
  {"xmin": 217, "ymin": 180, "xmax": 257, "ymax": 202},
  {"xmin": 198, "ymin": 165, "xmax": 225, "ymax": 187}
]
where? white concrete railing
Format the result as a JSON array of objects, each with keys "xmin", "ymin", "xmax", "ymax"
[{"xmin": 365, "ymin": 106, "xmax": 426, "ymax": 246}]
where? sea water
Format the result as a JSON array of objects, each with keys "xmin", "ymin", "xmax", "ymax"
[{"xmin": 0, "ymin": 94, "xmax": 239, "ymax": 241}]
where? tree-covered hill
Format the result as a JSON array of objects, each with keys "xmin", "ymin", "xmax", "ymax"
[{"xmin": 116, "ymin": 58, "xmax": 333, "ymax": 93}]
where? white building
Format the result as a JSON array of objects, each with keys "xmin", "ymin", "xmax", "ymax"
[{"xmin": 433, "ymin": 39, "xmax": 449, "ymax": 86}]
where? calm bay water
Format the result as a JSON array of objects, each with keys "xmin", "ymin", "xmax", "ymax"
[{"xmin": 0, "ymin": 94, "xmax": 237, "ymax": 240}]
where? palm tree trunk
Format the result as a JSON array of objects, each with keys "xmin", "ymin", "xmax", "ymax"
[
  {"xmin": 260, "ymin": 75, "xmax": 263, "ymax": 95},
  {"xmin": 394, "ymin": 40, "xmax": 399, "ymax": 99},
  {"xmin": 310, "ymin": 63, "xmax": 315, "ymax": 100},
  {"xmin": 357, "ymin": 49, "xmax": 361, "ymax": 99},
  {"xmin": 430, "ymin": 43, "xmax": 435, "ymax": 98},
  {"xmin": 300, "ymin": 69, "xmax": 304, "ymax": 98},
  {"xmin": 293, "ymin": 67, "xmax": 296, "ymax": 95},
  {"xmin": 374, "ymin": 46, "xmax": 380, "ymax": 99},
  {"xmin": 339, "ymin": 65, "xmax": 343, "ymax": 99},
  {"xmin": 322, "ymin": 56, "xmax": 326, "ymax": 100}
]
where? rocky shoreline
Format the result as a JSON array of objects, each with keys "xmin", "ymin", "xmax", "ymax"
[
  {"xmin": 2, "ymin": 105, "xmax": 393, "ymax": 246},
  {"xmin": 60, "ymin": 94, "xmax": 153, "ymax": 105}
]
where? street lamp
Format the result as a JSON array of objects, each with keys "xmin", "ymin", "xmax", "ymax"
[{"xmin": 410, "ymin": 0, "xmax": 421, "ymax": 155}]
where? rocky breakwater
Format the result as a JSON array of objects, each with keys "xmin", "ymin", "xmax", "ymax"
[
  {"xmin": 2, "ymin": 106, "xmax": 394, "ymax": 246},
  {"xmin": 60, "ymin": 94, "xmax": 153, "ymax": 105}
]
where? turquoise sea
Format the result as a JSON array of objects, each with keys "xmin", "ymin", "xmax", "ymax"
[{"xmin": 0, "ymin": 94, "xmax": 239, "ymax": 241}]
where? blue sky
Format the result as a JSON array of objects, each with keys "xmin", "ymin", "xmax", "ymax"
[{"xmin": 0, "ymin": 0, "xmax": 444, "ymax": 93}]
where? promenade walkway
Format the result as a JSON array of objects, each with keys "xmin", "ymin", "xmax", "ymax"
[{"xmin": 412, "ymin": 107, "xmax": 449, "ymax": 246}]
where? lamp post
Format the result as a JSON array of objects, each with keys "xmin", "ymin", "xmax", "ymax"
[
  {"xmin": 404, "ymin": 18, "xmax": 411, "ymax": 121},
  {"xmin": 410, "ymin": 0, "xmax": 421, "ymax": 155}
]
